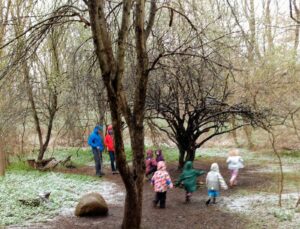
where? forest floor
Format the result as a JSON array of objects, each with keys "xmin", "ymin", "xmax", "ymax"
[{"xmin": 4, "ymin": 148, "xmax": 300, "ymax": 229}]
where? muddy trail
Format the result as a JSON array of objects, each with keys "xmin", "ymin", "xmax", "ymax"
[{"xmin": 28, "ymin": 158, "xmax": 274, "ymax": 229}]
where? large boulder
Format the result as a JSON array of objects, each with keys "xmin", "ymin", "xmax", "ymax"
[{"xmin": 75, "ymin": 192, "xmax": 108, "ymax": 217}]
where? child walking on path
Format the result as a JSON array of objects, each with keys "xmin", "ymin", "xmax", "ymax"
[
  {"xmin": 175, "ymin": 161, "xmax": 206, "ymax": 202},
  {"xmin": 205, "ymin": 163, "xmax": 228, "ymax": 206},
  {"xmin": 226, "ymin": 149, "xmax": 244, "ymax": 186},
  {"xmin": 155, "ymin": 149, "xmax": 164, "ymax": 162},
  {"xmin": 145, "ymin": 149, "xmax": 157, "ymax": 177},
  {"xmin": 151, "ymin": 161, "xmax": 173, "ymax": 208},
  {"xmin": 104, "ymin": 125, "xmax": 118, "ymax": 174}
]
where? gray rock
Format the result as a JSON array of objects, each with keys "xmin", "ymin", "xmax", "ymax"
[{"xmin": 75, "ymin": 192, "xmax": 108, "ymax": 217}]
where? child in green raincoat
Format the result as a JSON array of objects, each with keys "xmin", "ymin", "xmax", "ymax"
[{"xmin": 175, "ymin": 161, "xmax": 206, "ymax": 202}]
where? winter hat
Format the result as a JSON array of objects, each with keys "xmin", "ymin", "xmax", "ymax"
[
  {"xmin": 157, "ymin": 161, "xmax": 166, "ymax": 171},
  {"xmin": 210, "ymin": 163, "xmax": 219, "ymax": 172},
  {"xmin": 146, "ymin": 149, "xmax": 153, "ymax": 157},
  {"xmin": 97, "ymin": 125, "xmax": 103, "ymax": 132},
  {"xmin": 107, "ymin": 125, "xmax": 113, "ymax": 131}
]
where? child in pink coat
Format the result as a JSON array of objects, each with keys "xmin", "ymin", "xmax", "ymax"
[{"xmin": 151, "ymin": 161, "xmax": 173, "ymax": 208}]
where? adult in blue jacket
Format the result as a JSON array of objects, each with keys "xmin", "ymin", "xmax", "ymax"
[{"xmin": 88, "ymin": 125, "xmax": 105, "ymax": 176}]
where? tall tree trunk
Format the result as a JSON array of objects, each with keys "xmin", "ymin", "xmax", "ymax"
[
  {"xmin": 0, "ymin": 148, "xmax": 5, "ymax": 176},
  {"xmin": 293, "ymin": 0, "xmax": 300, "ymax": 69},
  {"xmin": 243, "ymin": 125, "xmax": 254, "ymax": 149},
  {"xmin": 40, "ymin": 31, "xmax": 60, "ymax": 158},
  {"xmin": 12, "ymin": 2, "xmax": 45, "ymax": 161},
  {"xmin": 106, "ymin": 84, "xmax": 144, "ymax": 229},
  {"xmin": 122, "ymin": 187, "xmax": 142, "ymax": 228},
  {"xmin": 185, "ymin": 148, "xmax": 196, "ymax": 162},
  {"xmin": 122, "ymin": 124, "xmax": 145, "ymax": 228},
  {"xmin": 0, "ymin": 0, "xmax": 11, "ymax": 57},
  {"xmin": 230, "ymin": 118, "xmax": 239, "ymax": 146},
  {"xmin": 96, "ymin": 91, "xmax": 106, "ymax": 125},
  {"xmin": 265, "ymin": 0, "xmax": 273, "ymax": 51},
  {"xmin": 178, "ymin": 147, "xmax": 186, "ymax": 169},
  {"xmin": 249, "ymin": 0, "xmax": 261, "ymax": 59},
  {"xmin": 87, "ymin": 0, "xmax": 156, "ymax": 227},
  {"xmin": 41, "ymin": 106, "xmax": 56, "ymax": 155},
  {"xmin": 23, "ymin": 63, "xmax": 44, "ymax": 161}
]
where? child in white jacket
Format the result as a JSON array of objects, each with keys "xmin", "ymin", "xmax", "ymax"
[
  {"xmin": 226, "ymin": 149, "xmax": 244, "ymax": 187},
  {"xmin": 205, "ymin": 163, "xmax": 228, "ymax": 206}
]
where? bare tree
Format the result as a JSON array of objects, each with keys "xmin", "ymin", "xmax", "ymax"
[
  {"xmin": 146, "ymin": 56, "xmax": 267, "ymax": 168},
  {"xmin": 0, "ymin": 0, "xmax": 12, "ymax": 176}
]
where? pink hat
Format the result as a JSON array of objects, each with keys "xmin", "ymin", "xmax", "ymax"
[{"xmin": 107, "ymin": 125, "xmax": 113, "ymax": 130}]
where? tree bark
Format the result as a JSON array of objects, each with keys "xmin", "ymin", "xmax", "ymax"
[
  {"xmin": 265, "ymin": 0, "xmax": 273, "ymax": 51},
  {"xmin": 96, "ymin": 91, "xmax": 106, "ymax": 125},
  {"xmin": 87, "ymin": 0, "xmax": 155, "ymax": 227},
  {"xmin": 23, "ymin": 62, "xmax": 44, "ymax": 161},
  {"xmin": 122, "ymin": 188, "xmax": 142, "ymax": 229},
  {"xmin": 185, "ymin": 148, "xmax": 196, "ymax": 162},
  {"xmin": 231, "ymin": 118, "xmax": 239, "ymax": 146},
  {"xmin": 178, "ymin": 147, "xmax": 186, "ymax": 169},
  {"xmin": 243, "ymin": 125, "xmax": 254, "ymax": 149},
  {"xmin": 293, "ymin": 0, "xmax": 300, "ymax": 68},
  {"xmin": 0, "ymin": 149, "xmax": 5, "ymax": 176},
  {"xmin": 12, "ymin": 2, "xmax": 46, "ymax": 161}
]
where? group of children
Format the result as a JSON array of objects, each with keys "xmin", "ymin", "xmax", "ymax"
[
  {"xmin": 145, "ymin": 149, "xmax": 164, "ymax": 177},
  {"xmin": 147, "ymin": 148, "xmax": 244, "ymax": 208}
]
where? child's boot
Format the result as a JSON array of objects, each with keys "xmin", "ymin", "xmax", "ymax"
[
  {"xmin": 185, "ymin": 196, "xmax": 190, "ymax": 203},
  {"xmin": 185, "ymin": 193, "xmax": 191, "ymax": 203},
  {"xmin": 153, "ymin": 193, "xmax": 159, "ymax": 208},
  {"xmin": 205, "ymin": 198, "xmax": 211, "ymax": 206},
  {"xmin": 160, "ymin": 200, "xmax": 166, "ymax": 209}
]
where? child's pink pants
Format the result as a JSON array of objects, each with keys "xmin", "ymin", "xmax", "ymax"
[{"xmin": 230, "ymin": 169, "xmax": 239, "ymax": 185}]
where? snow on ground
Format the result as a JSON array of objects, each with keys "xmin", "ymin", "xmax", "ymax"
[
  {"xmin": 221, "ymin": 192, "xmax": 300, "ymax": 228},
  {"xmin": 0, "ymin": 171, "xmax": 124, "ymax": 226},
  {"xmin": 248, "ymin": 163, "xmax": 300, "ymax": 174}
]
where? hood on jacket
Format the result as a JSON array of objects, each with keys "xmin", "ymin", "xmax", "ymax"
[
  {"xmin": 107, "ymin": 125, "xmax": 113, "ymax": 135},
  {"xmin": 146, "ymin": 149, "xmax": 153, "ymax": 158},
  {"xmin": 157, "ymin": 161, "xmax": 166, "ymax": 171},
  {"xmin": 183, "ymin": 161, "xmax": 193, "ymax": 170},
  {"xmin": 210, "ymin": 163, "xmax": 219, "ymax": 172},
  {"xmin": 156, "ymin": 149, "xmax": 162, "ymax": 156},
  {"xmin": 107, "ymin": 125, "xmax": 113, "ymax": 131},
  {"xmin": 94, "ymin": 125, "xmax": 103, "ymax": 134}
]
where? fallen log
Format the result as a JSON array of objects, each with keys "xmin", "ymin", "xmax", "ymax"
[
  {"xmin": 41, "ymin": 159, "xmax": 60, "ymax": 171},
  {"xmin": 61, "ymin": 155, "xmax": 72, "ymax": 166},
  {"xmin": 27, "ymin": 156, "xmax": 75, "ymax": 170}
]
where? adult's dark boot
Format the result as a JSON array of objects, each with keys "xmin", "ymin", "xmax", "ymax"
[{"xmin": 212, "ymin": 197, "xmax": 216, "ymax": 204}]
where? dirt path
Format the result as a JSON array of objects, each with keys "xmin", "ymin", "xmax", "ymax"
[{"xmin": 28, "ymin": 158, "xmax": 273, "ymax": 229}]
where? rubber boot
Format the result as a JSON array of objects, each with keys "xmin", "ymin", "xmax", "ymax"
[{"xmin": 205, "ymin": 198, "xmax": 211, "ymax": 206}]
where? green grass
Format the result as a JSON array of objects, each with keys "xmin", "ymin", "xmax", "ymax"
[
  {"xmin": 6, "ymin": 146, "xmax": 180, "ymax": 173},
  {"xmin": 0, "ymin": 170, "xmax": 117, "ymax": 226},
  {"xmin": 45, "ymin": 148, "xmax": 94, "ymax": 167},
  {"xmin": 280, "ymin": 150, "xmax": 300, "ymax": 158},
  {"xmin": 7, "ymin": 160, "xmax": 35, "ymax": 172}
]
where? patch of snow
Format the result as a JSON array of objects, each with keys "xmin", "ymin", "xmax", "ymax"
[
  {"xmin": 222, "ymin": 192, "xmax": 300, "ymax": 229},
  {"xmin": 0, "ymin": 171, "xmax": 124, "ymax": 226},
  {"xmin": 248, "ymin": 163, "xmax": 300, "ymax": 174},
  {"xmin": 223, "ymin": 193, "xmax": 299, "ymax": 213}
]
